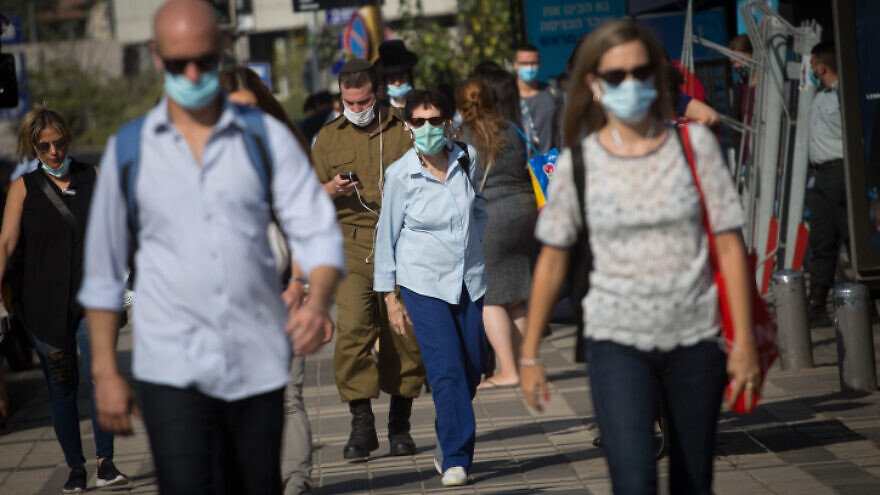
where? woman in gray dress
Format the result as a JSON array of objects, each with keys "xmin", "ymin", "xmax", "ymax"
[{"xmin": 456, "ymin": 78, "xmax": 537, "ymax": 388}]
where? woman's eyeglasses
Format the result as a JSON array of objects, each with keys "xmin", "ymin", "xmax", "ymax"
[
  {"xmin": 596, "ymin": 64, "xmax": 654, "ymax": 87},
  {"xmin": 409, "ymin": 117, "xmax": 445, "ymax": 128},
  {"xmin": 161, "ymin": 53, "xmax": 220, "ymax": 75},
  {"xmin": 34, "ymin": 137, "xmax": 70, "ymax": 154}
]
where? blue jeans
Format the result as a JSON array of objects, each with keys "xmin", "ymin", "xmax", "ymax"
[
  {"xmin": 29, "ymin": 319, "xmax": 114, "ymax": 468},
  {"xmin": 400, "ymin": 284, "xmax": 487, "ymax": 472},
  {"xmin": 587, "ymin": 339, "xmax": 726, "ymax": 495}
]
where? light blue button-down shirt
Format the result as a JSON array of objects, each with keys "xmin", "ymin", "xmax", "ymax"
[
  {"xmin": 78, "ymin": 97, "xmax": 344, "ymax": 401},
  {"xmin": 374, "ymin": 144, "xmax": 487, "ymax": 304}
]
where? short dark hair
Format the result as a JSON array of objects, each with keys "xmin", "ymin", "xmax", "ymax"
[
  {"xmin": 403, "ymin": 89, "xmax": 453, "ymax": 122},
  {"xmin": 812, "ymin": 41, "xmax": 837, "ymax": 73},
  {"xmin": 516, "ymin": 44, "xmax": 539, "ymax": 54},
  {"xmin": 338, "ymin": 66, "xmax": 379, "ymax": 92}
]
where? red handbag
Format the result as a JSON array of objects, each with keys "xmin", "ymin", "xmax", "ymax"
[{"xmin": 678, "ymin": 125, "xmax": 778, "ymax": 415}]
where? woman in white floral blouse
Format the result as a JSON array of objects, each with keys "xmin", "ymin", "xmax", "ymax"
[{"xmin": 519, "ymin": 20, "xmax": 760, "ymax": 494}]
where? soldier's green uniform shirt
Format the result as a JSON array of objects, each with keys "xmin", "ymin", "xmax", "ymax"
[{"xmin": 312, "ymin": 106, "xmax": 426, "ymax": 402}]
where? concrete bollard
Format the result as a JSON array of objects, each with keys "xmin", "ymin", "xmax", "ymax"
[
  {"xmin": 833, "ymin": 284, "xmax": 878, "ymax": 393},
  {"xmin": 771, "ymin": 270, "xmax": 814, "ymax": 370}
]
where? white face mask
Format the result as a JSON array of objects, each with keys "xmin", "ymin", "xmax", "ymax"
[{"xmin": 343, "ymin": 101, "xmax": 376, "ymax": 127}]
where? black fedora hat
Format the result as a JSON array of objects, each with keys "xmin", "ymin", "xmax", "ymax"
[{"xmin": 376, "ymin": 40, "xmax": 418, "ymax": 75}]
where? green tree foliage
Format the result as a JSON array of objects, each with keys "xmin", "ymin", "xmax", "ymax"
[
  {"xmin": 398, "ymin": 0, "xmax": 517, "ymax": 88},
  {"xmin": 26, "ymin": 60, "xmax": 162, "ymax": 147}
]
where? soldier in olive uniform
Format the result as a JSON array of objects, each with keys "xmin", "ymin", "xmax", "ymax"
[{"xmin": 312, "ymin": 59, "xmax": 426, "ymax": 460}]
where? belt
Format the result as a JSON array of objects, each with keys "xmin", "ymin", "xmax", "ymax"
[
  {"xmin": 341, "ymin": 224, "xmax": 376, "ymax": 243},
  {"xmin": 810, "ymin": 158, "xmax": 843, "ymax": 170}
]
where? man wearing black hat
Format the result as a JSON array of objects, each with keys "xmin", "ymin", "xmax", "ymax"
[
  {"xmin": 376, "ymin": 40, "xmax": 419, "ymax": 109},
  {"xmin": 312, "ymin": 59, "xmax": 426, "ymax": 460}
]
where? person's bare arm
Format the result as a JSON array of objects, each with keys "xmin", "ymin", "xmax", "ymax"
[
  {"xmin": 0, "ymin": 179, "xmax": 26, "ymax": 291},
  {"xmin": 87, "ymin": 308, "xmax": 138, "ymax": 436},
  {"xmin": 520, "ymin": 245, "xmax": 570, "ymax": 412},
  {"xmin": 286, "ymin": 265, "xmax": 342, "ymax": 355},
  {"xmin": 684, "ymin": 98, "xmax": 720, "ymax": 126},
  {"xmin": 715, "ymin": 230, "xmax": 759, "ymax": 410}
]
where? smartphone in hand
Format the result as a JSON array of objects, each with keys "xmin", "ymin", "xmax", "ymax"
[{"xmin": 340, "ymin": 172, "xmax": 360, "ymax": 182}]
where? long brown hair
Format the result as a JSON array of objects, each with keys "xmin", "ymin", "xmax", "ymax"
[
  {"xmin": 219, "ymin": 66, "xmax": 311, "ymax": 155},
  {"xmin": 17, "ymin": 106, "xmax": 72, "ymax": 162},
  {"xmin": 563, "ymin": 20, "xmax": 674, "ymax": 147},
  {"xmin": 455, "ymin": 78, "xmax": 507, "ymax": 183}
]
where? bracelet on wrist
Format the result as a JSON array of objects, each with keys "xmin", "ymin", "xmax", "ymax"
[{"xmin": 519, "ymin": 358, "xmax": 541, "ymax": 367}]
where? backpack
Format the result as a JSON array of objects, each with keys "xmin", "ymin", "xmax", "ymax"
[
  {"xmin": 114, "ymin": 105, "xmax": 276, "ymax": 250},
  {"xmin": 569, "ymin": 144, "xmax": 593, "ymax": 362}
]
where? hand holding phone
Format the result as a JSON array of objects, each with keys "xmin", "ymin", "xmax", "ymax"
[{"xmin": 340, "ymin": 172, "xmax": 360, "ymax": 182}]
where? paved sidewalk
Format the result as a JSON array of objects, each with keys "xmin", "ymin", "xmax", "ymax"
[{"xmin": 2, "ymin": 320, "xmax": 880, "ymax": 494}]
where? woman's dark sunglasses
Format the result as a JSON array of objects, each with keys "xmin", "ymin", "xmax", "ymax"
[
  {"xmin": 34, "ymin": 137, "xmax": 70, "ymax": 154},
  {"xmin": 162, "ymin": 53, "xmax": 220, "ymax": 75},
  {"xmin": 596, "ymin": 64, "xmax": 654, "ymax": 87},
  {"xmin": 409, "ymin": 117, "xmax": 445, "ymax": 128}
]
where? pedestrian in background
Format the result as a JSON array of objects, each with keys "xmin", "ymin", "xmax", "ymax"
[
  {"xmin": 0, "ymin": 107, "xmax": 129, "ymax": 492},
  {"xmin": 455, "ymin": 78, "xmax": 537, "ymax": 389},
  {"xmin": 377, "ymin": 40, "xmax": 418, "ymax": 110},
  {"xmin": 520, "ymin": 20, "xmax": 760, "ymax": 494},
  {"xmin": 374, "ymin": 89, "xmax": 487, "ymax": 486},
  {"xmin": 312, "ymin": 59, "xmax": 426, "ymax": 461},
  {"xmin": 805, "ymin": 41, "xmax": 845, "ymax": 327},
  {"xmin": 513, "ymin": 44, "xmax": 562, "ymax": 155},
  {"xmin": 78, "ymin": 1, "xmax": 344, "ymax": 493},
  {"xmin": 220, "ymin": 65, "xmax": 316, "ymax": 495}
]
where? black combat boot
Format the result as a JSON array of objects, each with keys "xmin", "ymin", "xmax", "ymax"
[
  {"xmin": 343, "ymin": 399, "xmax": 379, "ymax": 459},
  {"xmin": 388, "ymin": 395, "xmax": 416, "ymax": 456}
]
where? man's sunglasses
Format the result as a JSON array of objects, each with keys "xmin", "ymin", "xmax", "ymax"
[
  {"xmin": 409, "ymin": 117, "xmax": 445, "ymax": 128},
  {"xmin": 161, "ymin": 53, "xmax": 220, "ymax": 75},
  {"xmin": 596, "ymin": 64, "xmax": 654, "ymax": 87},
  {"xmin": 34, "ymin": 137, "xmax": 70, "ymax": 154}
]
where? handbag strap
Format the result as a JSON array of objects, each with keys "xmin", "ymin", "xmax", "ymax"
[
  {"xmin": 36, "ymin": 172, "xmax": 81, "ymax": 234},
  {"xmin": 675, "ymin": 125, "xmax": 720, "ymax": 273},
  {"xmin": 513, "ymin": 123, "xmax": 542, "ymax": 156},
  {"xmin": 571, "ymin": 144, "xmax": 587, "ymax": 235}
]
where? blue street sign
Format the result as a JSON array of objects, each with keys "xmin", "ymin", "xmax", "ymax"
[
  {"xmin": 247, "ymin": 62, "xmax": 272, "ymax": 91},
  {"xmin": 327, "ymin": 7, "xmax": 358, "ymax": 27},
  {"xmin": 1, "ymin": 14, "xmax": 24, "ymax": 45},
  {"xmin": 343, "ymin": 14, "xmax": 368, "ymax": 60},
  {"xmin": 523, "ymin": 0, "xmax": 627, "ymax": 81}
]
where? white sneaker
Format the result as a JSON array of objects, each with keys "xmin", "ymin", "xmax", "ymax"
[
  {"xmin": 441, "ymin": 466, "xmax": 467, "ymax": 486},
  {"xmin": 433, "ymin": 444, "xmax": 443, "ymax": 475}
]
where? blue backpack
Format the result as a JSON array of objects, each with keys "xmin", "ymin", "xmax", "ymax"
[{"xmin": 114, "ymin": 105, "xmax": 275, "ymax": 246}]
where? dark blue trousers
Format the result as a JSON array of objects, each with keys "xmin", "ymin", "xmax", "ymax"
[
  {"xmin": 30, "ymin": 319, "xmax": 114, "ymax": 468},
  {"xmin": 400, "ymin": 284, "xmax": 487, "ymax": 472},
  {"xmin": 587, "ymin": 339, "xmax": 726, "ymax": 495}
]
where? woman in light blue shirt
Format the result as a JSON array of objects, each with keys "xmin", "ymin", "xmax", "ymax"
[{"xmin": 374, "ymin": 89, "xmax": 488, "ymax": 487}]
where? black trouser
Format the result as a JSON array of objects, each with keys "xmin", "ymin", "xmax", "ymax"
[
  {"xmin": 137, "ymin": 381, "xmax": 284, "ymax": 495},
  {"xmin": 806, "ymin": 160, "xmax": 848, "ymax": 309}
]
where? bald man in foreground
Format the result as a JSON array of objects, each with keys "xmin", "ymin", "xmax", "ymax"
[{"xmin": 78, "ymin": 1, "xmax": 344, "ymax": 493}]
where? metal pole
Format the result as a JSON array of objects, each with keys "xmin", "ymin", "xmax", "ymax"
[
  {"xmin": 782, "ymin": 24, "xmax": 821, "ymax": 269},
  {"xmin": 307, "ymin": 11, "xmax": 320, "ymax": 94},
  {"xmin": 833, "ymin": 284, "xmax": 878, "ymax": 393},
  {"xmin": 360, "ymin": 3, "xmax": 384, "ymax": 63},
  {"xmin": 771, "ymin": 270, "xmax": 813, "ymax": 370}
]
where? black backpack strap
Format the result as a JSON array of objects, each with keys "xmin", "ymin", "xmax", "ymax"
[
  {"xmin": 571, "ymin": 145, "xmax": 587, "ymax": 232},
  {"xmin": 454, "ymin": 141, "xmax": 470, "ymax": 176}
]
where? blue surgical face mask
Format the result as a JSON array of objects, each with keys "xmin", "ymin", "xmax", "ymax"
[
  {"xmin": 412, "ymin": 123, "xmax": 447, "ymax": 155},
  {"xmin": 41, "ymin": 155, "xmax": 71, "ymax": 178},
  {"xmin": 518, "ymin": 66, "xmax": 539, "ymax": 83},
  {"xmin": 164, "ymin": 70, "xmax": 221, "ymax": 110},
  {"xmin": 597, "ymin": 77, "xmax": 658, "ymax": 124},
  {"xmin": 808, "ymin": 68, "xmax": 821, "ymax": 87},
  {"xmin": 387, "ymin": 82, "xmax": 412, "ymax": 100}
]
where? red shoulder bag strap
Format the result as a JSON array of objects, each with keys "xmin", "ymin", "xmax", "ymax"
[{"xmin": 677, "ymin": 125, "xmax": 721, "ymax": 272}]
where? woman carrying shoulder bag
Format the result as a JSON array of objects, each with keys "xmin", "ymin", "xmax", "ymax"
[
  {"xmin": 519, "ymin": 21, "xmax": 760, "ymax": 494},
  {"xmin": 0, "ymin": 108, "xmax": 128, "ymax": 493}
]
